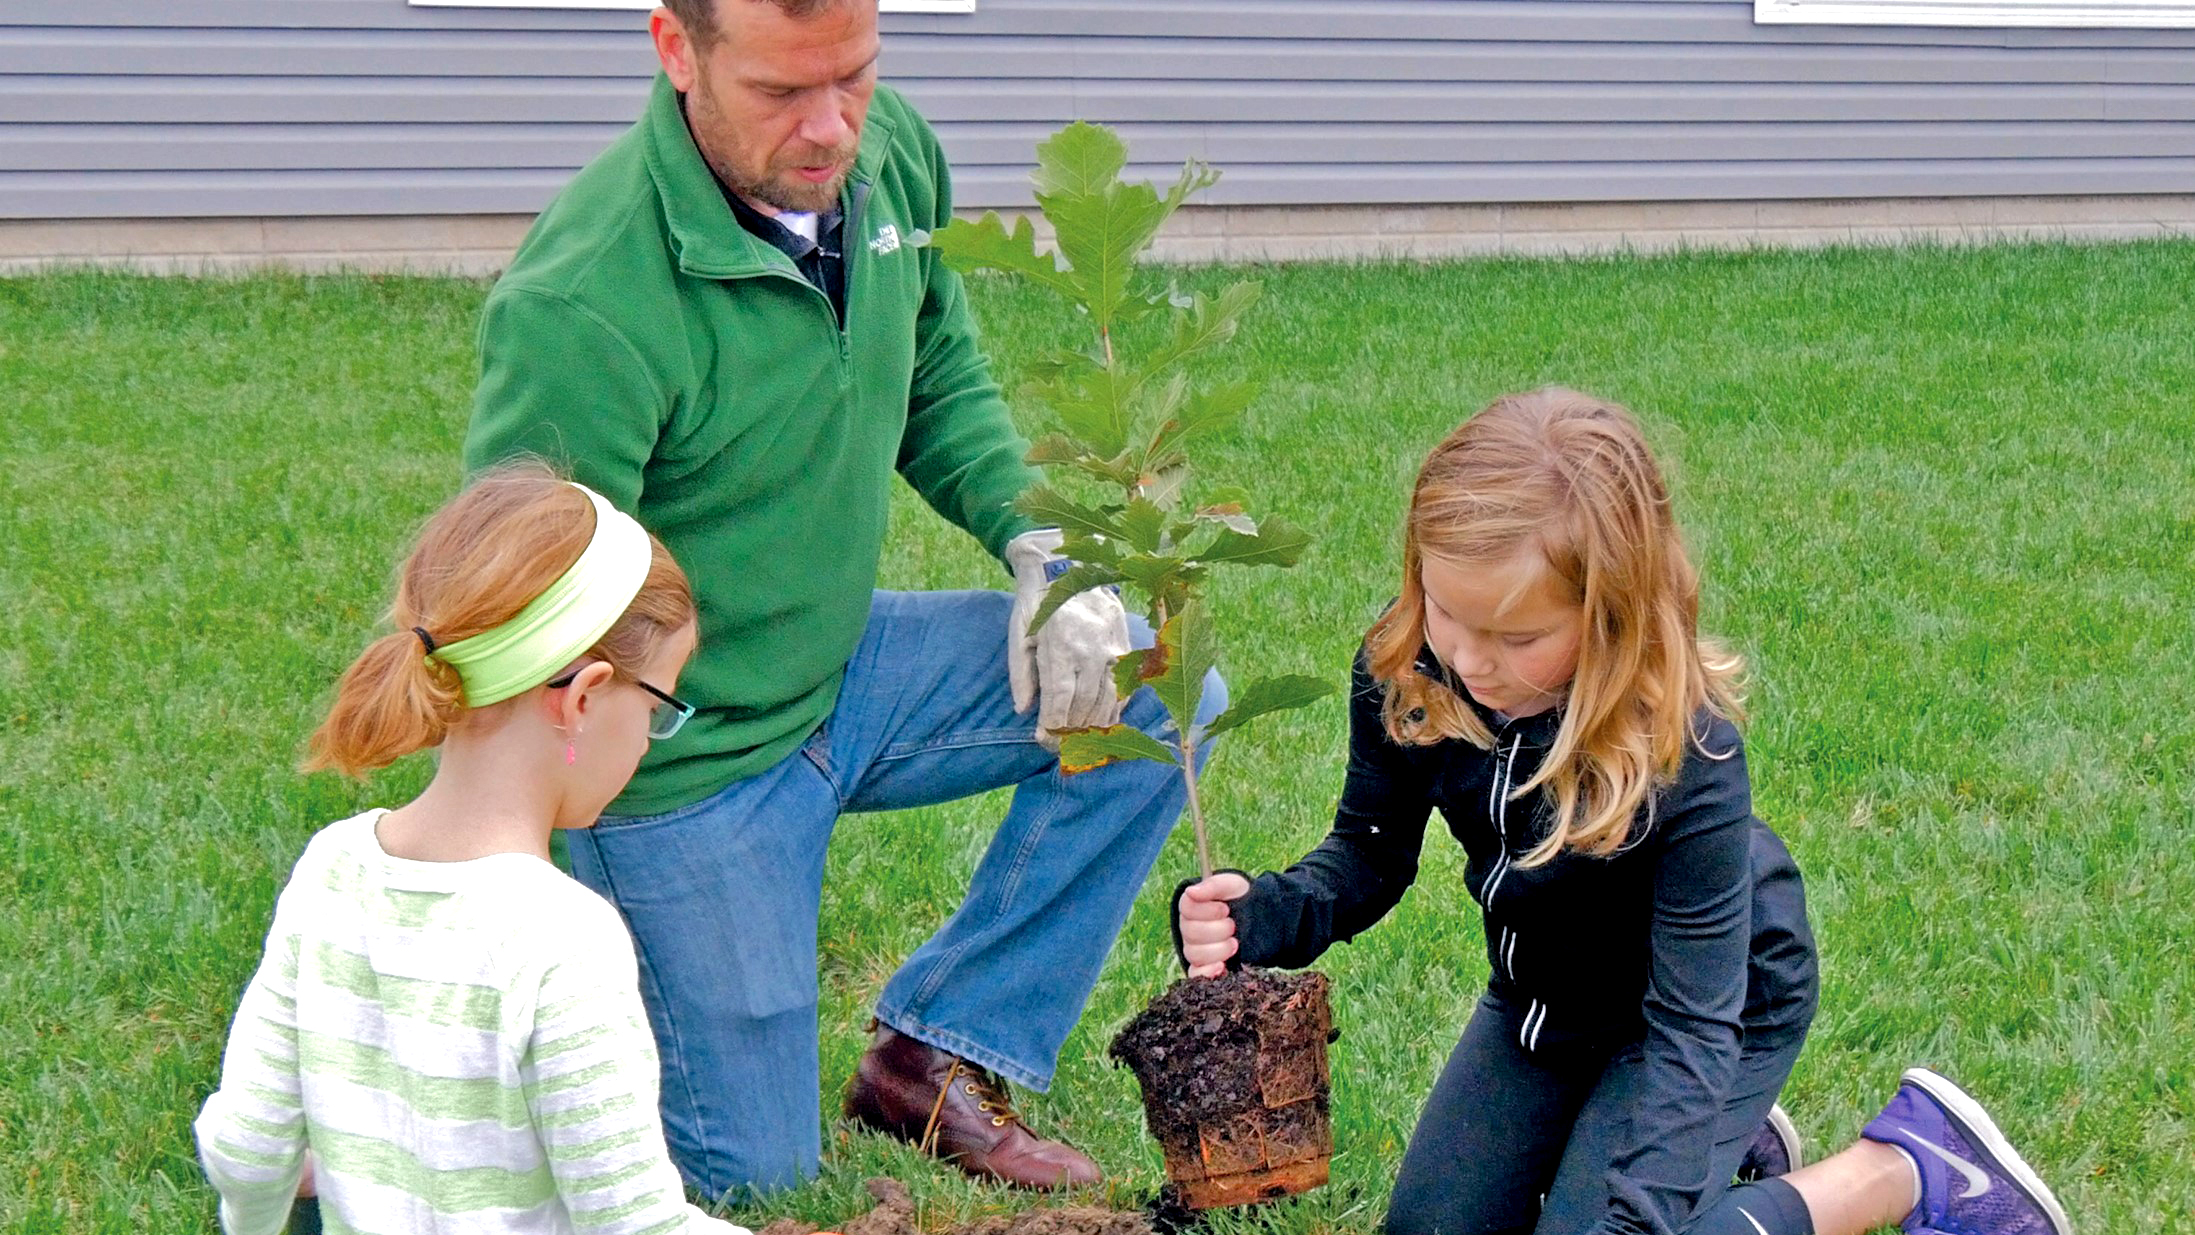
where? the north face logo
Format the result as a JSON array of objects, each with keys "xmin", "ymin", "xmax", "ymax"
[{"xmin": 868, "ymin": 224, "xmax": 902, "ymax": 256}]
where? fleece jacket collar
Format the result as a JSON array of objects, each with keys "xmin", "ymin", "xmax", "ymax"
[
  {"xmin": 640, "ymin": 72, "xmax": 899, "ymax": 281},
  {"xmin": 1412, "ymin": 643, "xmax": 1565, "ymax": 750}
]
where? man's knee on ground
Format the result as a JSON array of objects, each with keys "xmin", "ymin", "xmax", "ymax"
[{"xmin": 1195, "ymin": 666, "xmax": 1229, "ymax": 727}]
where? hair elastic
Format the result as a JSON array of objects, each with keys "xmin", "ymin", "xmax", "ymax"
[
  {"xmin": 429, "ymin": 483, "xmax": 652, "ymax": 708},
  {"xmin": 413, "ymin": 627, "xmax": 438, "ymax": 655}
]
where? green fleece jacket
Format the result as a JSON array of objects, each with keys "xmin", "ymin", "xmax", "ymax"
[{"xmin": 465, "ymin": 75, "xmax": 1038, "ymax": 816}]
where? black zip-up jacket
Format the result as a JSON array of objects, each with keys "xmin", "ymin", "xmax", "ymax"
[{"xmin": 1191, "ymin": 649, "xmax": 1816, "ymax": 1235}]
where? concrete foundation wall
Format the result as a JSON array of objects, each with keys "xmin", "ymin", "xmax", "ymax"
[{"xmin": 5, "ymin": 195, "xmax": 2190, "ymax": 276}]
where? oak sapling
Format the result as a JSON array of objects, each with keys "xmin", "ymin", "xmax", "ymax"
[
  {"xmin": 925, "ymin": 123, "xmax": 1340, "ymax": 1210},
  {"xmin": 923, "ymin": 120, "xmax": 1332, "ymax": 878}
]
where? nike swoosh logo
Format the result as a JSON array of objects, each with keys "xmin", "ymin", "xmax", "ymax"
[
  {"xmin": 1898, "ymin": 1127, "xmax": 1992, "ymax": 1199},
  {"xmin": 1738, "ymin": 1206, "xmax": 1770, "ymax": 1235}
]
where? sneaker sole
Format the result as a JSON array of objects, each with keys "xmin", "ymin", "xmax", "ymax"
[
  {"xmin": 1766, "ymin": 1103, "xmax": 1804, "ymax": 1171},
  {"xmin": 1902, "ymin": 1067, "xmax": 2073, "ymax": 1235}
]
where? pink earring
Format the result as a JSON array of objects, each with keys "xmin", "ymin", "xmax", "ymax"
[{"xmin": 566, "ymin": 741, "xmax": 577, "ymax": 766}]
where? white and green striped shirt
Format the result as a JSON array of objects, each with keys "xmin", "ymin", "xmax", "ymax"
[{"xmin": 195, "ymin": 810, "xmax": 750, "ymax": 1235}]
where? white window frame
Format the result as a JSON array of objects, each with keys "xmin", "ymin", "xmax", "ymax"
[
  {"xmin": 411, "ymin": 0, "xmax": 973, "ymax": 12},
  {"xmin": 1757, "ymin": 0, "xmax": 2195, "ymax": 25}
]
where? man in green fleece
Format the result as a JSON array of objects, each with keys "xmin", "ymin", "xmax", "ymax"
[{"xmin": 463, "ymin": 0, "xmax": 1223, "ymax": 1202}]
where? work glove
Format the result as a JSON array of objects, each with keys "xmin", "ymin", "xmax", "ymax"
[{"xmin": 1005, "ymin": 527, "xmax": 1133, "ymax": 748}]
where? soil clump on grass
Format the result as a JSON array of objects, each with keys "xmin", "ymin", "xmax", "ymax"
[{"xmin": 759, "ymin": 1178, "xmax": 1154, "ymax": 1235}]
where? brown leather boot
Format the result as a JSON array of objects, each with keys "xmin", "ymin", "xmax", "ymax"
[{"xmin": 842, "ymin": 1024, "xmax": 1101, "ymax": 1189}]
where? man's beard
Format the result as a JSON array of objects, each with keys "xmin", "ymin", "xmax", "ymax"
[
  {"xmin": 688, "ymin": 80, "xmax": 857, "ymax": 214},
  {"xmin": 715, "ymin": 151, "xmax": 853, "ymax": 215}
]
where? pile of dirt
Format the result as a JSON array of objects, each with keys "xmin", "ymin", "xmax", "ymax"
[{"xmin": 759, "ymin": 1178, "xmax": 1156, "ymax": 1235}]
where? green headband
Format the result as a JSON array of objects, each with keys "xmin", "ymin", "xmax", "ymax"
[{"xmin": 430, "ymin": 483, "xmax": 653, "ymax": 708}]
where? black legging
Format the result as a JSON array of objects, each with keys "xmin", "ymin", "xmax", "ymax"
[{"xmin": 1385, "ymin": 993, "xmax": 1814, "ymax": 1235}]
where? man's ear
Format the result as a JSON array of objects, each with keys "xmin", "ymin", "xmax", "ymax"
[
  {"xmin": 547, "ymin": 661, "xmax": 618, "ymax": 734},
  {"xmin": 651, "ymin": 7, "xmax": 701, "ymax": 93}
]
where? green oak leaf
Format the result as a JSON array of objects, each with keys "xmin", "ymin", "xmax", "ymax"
[
  {"xmin": 1046, "ymin": 364, "xmax": 1137, "ymax": 458},
  {"xmin": 1058, "ymin": 531, "xmax": 1123, "ymax": 567},
  {"xmin": 1031, "ymin": 120, "xmax": 1130, "ymax": 200},
  {"xmin": 1025, "ymin": 433, "xmax": 1092, "ymax": 467},
  {"xmin": 1116, "ymin": 553, "xmax": 1207, "ymax": 611},
  {"xmin": 1031, "ymin": 560, "xmax": 1127, "ymax": 633},
  {"xmin": 1113, "ymin": 651, "xmax": 1150, "ymax": 700},
  {"xmin": 1139, "ymin": 281, "xmax": 1264, "ymax": 380},
  {"xmin": 1193, "ymin": 514, "xmax": 1311, "ymax": 568},
  {"xmin": 1034, "ymin": 126, "xmax": 1219, "ymax": 333},
  {"xmin": 1140, "ymin": 464, "xmax": 1189, "ymax": 509},
  {"xmin": 1201, "ymin": 673, "xmax": 1336, "ymax": 742},
  {"xmin": 1023, "ymin": 432, "xmax": 1140, "ymax": 490},
  {"xmin": 924, "ymin": 212, "xmax": 1079, "ymax": 300},
  {"xmin": 1193, "ymin": 505, "xmax": 1258, "ymax": 536},
  {"xmin": 1057, "ymin": 724, "xmax": 1180, "ymax": 775},
  {"xmin": 1117, "ymin": 497, "xmax": 1168, "ymax": 554},
  {"xmin": 1014, "ymin": 486, "xmax": 1124, "ymax": 543},
  {"xmin": 1145, "ymin": 380, "xmax": 1257, "ymax": 475},
  {"xmin": 1146, "ymin": 601, "xmax": 1221, "ymax": 742}
]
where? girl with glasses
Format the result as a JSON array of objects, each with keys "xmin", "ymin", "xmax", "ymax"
[{"xmin": 193, "ymin": 463, "xmax": 743, "ymax": 1235}]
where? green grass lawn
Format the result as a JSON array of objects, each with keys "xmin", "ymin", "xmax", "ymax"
[{"xmin": 4, "ymin": 241, "xmax": 2192, "ymax": 1233}]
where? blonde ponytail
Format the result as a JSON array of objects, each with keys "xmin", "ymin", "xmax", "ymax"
[
  {"xmin": 301, "ymin": 461, "xmax": 696, "ymax": 778},
  {"xmin": 303, "ymin": 631, "xmax": 466, "ymax": 777}
]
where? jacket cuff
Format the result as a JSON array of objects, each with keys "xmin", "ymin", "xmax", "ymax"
[{"xmin": 1169, "ymin": 869, "xmax": 1255, "ymax": 971}]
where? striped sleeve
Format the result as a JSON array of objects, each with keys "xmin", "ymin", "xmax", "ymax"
[
  {"xmin": 195, "ymin": 904, "xmax": 310, "ymax": 1235},
  {"xmin": 521, "ymin": 930, "xmax": 750, "ymax": 1235}
]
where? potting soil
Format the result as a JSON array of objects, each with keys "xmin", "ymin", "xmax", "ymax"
[{"xmin": 1107, "ymin": 968, "xmax": 1334, "ymax": 1147}]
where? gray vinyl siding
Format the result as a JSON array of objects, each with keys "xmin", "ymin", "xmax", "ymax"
[{"xmin": 6, "ymin": 0, "xmax": 2195, "ymax": 219}]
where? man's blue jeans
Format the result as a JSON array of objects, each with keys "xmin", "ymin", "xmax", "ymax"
[{"xmin": 567, "ymin": 589, "xmax": 1225, "ymax": 1201}]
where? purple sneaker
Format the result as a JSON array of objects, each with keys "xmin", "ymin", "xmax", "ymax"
[
  {"xmin": 1735, "ymin": 1103, "xmax": 1803, "ymax": 1181},
  {"xmin": 1861, "ymin": 1068, "xmax": 2072, "ymax": 1235}
]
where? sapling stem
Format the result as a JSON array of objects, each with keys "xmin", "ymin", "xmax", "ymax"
[{"xmin": 1179, "ymin": 733, "xmax": 1213, "ymax": 879}]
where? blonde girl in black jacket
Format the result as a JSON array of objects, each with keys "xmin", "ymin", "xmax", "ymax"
[{"xmin": 1176, "ymin": 390, "xmax": 2070, "ymax": 1235}]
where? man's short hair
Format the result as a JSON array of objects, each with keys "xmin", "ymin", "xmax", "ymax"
[{"xmin": 668, "ymin": 0, "xmax": 856, "ymax": 44}]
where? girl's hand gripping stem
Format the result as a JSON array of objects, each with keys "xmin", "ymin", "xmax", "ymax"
[{"xmin": 1176, "ymin": 872, "xmax": 1252, "ymax": 978}]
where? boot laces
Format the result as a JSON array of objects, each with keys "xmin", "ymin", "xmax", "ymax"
[{"xmin": 919, "ymin": 1059, "xmax": 1022, "ymax": 1154}]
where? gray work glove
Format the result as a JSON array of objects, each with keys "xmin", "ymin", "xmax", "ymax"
[{"xmin": 1005, "ymin": 527, "xmax": 1133, "ymax": 748}]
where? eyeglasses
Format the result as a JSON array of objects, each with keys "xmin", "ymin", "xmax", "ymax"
[{"xmin": 545, "ymin": 667, "xmax": 696, "ymax": 740}]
